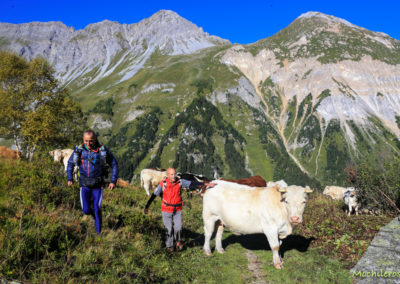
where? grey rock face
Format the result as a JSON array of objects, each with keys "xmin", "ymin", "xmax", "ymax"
[
  {"xmin": 91, "ymin": 114, "xmax": 112, "ymax": 130},
  {"xmin": 210, "ymin": 76, "xmax": 263, "ymax": 111},
  {"xmin": 221, "ymin": 46, "xmax": 400, "ymax": 140},
  {"xmin": 0, "ymin": 10, "xmax": 230, "ymax": 86},
  {"xmin": 351, "ymin": 217, "xmax": 400, "ymax": 284}
]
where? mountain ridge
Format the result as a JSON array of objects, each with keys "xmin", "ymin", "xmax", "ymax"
[{"xmin": 0, "ymin": 10, "xmax": 230, "ymax": 88}]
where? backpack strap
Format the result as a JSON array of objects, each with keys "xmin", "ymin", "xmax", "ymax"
[
  {"xmin": 72, "ymin": 144, "xmax": 84, "ymax": 166},
  {"xmin": 99, "ymin": 145, "xmax": 107, "ymax": 166},
  {"xmin": 161, "ymin": 179, "xmax": 167, "ymax": 192}
]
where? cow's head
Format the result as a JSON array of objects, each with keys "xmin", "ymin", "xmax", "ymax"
[
  {"xmin": 279, "ymin": 185, "xmax": 313, "ymax": 225},
  {"xmin": 49, "ymin": 149, "xmax": 63, "ymax": 162}
]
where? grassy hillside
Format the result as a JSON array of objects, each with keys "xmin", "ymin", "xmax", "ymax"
[{"xmin": 0, "ymin": 158, "xmax": 393, "ymax": 283}]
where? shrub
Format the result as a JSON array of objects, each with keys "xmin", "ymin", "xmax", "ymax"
[
  {"xmin": 345, "ymin": 159, "xmax": 400, "ymax": 213},
  {"xmin": 90, "ymin": 97, "xmax": 115, "ymax": 116}
]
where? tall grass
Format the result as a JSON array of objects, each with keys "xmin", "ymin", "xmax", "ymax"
[{"xmin": 0, "ymin": 157, "xmax": 394, "ymax": 283}]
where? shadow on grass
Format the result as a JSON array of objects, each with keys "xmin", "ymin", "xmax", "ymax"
[
  {"xmin": 181, "ymin": 228, "xmax": 205, "ymax": 248},
  {"xmin": 181, "ymin": 225, "xmax": 315, "ymax": 256},
  {"xmin": 222, "ymin": 233, "xmax": 315, "ymax": 256}
]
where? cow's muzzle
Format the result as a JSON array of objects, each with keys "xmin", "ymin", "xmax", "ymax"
[{"xmin": 289, "ymin": 216, "xmax": 301, "ymax": 224}]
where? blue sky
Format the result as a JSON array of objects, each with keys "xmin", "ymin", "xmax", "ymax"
[{"xmin": 1, "ymin": 0, "xmax": 399, "ymax": 44}]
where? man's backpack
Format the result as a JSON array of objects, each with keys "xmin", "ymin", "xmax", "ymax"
[{"xmin": 73, "ymin": 144, "xmax": 108, "ymax": 177}]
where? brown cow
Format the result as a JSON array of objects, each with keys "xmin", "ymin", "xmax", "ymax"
[
  {"xmin": 220, "ymin": 175, "xmax": 267, "ymax": 187},
  {"xmin": 0, "ymin": 146, "xmax": 19, "ymax": 160},
  {"xmin": 200, "ymin": 175, "xmax": 267, "ymax": 196},
  {"xmin": 116, "ymin": 179, "xmax": 130, "ymax": 188}
]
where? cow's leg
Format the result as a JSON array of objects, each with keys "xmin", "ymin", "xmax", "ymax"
[
  {"xmin": 263, "ymin": 228, "xmax": 282, "ymax": 269},
  {"xmin": 215, "ymin": 221, "xmax": 225, "ymax": 254},
  {"xmin": 348, "ymin": 203, "xmax": 352, "ymax": 216},
  {"xmin": 203, "ymin": 214, "xmax": 218, "ymax": 256},
  {"xmin": 355, "ymin": 204, "xmax": 359, "ymax": 216},
  {"xmin": 144, "ymin": 180, "xmax": 150, "ymax": 196}
]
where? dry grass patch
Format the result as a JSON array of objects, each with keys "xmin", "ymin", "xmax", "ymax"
[{"xmin": 295, "ymin": 193, "xmax": 394, "ymax": 268}]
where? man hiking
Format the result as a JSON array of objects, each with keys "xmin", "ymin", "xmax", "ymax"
[
  {"xmin": 144, "ymin": 167, "xmax": 215, "ymax": 251},
  {"xmin": 67, "ymin": 130, "xmax": 118, "ymax": 234}
]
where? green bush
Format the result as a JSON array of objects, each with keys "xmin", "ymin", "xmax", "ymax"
[
  {"xmin": 90, "ymin": 97, "xmax": 115, "ymax": 116},
  {"xmin": 346, "ymin": 159, "xmax": 400, "ymax": 213}
]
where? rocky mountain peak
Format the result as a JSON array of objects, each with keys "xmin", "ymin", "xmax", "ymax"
[
  {"xmin": 247, "ymin": 10, "xmax": 400, "ymax": 66},
  {"xmin": 296, "ymin": 11, "xmax": 359, "ymax": 29},
  {"xmin": 147, "ymin": 9, "xmax": 188, "ymax": 22}
]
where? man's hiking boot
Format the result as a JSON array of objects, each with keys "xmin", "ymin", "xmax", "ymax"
[{"xmin": 176, "ymin": 241, "xmax": 183, "ymax": 251}]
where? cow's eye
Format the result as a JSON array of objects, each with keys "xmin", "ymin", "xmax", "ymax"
[{"xmin": 280, "ymin": 198, "xmax": 286, "ymax": 203}]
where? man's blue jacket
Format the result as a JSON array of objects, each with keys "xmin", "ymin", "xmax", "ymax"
[{"xmin": 67, "ymin": 144, "xmax": 118, "ymax": 185}]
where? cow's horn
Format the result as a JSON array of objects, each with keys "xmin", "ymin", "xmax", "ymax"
[
  {"xmin": 278, "ymin": 187, "xmax": 287, "ymax": 193},
  {"xmin": 305, "ymin": 186, "xmax": 313, "ymax": 193}
]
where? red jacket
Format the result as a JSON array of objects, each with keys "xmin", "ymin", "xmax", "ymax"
[{"xmin": 160, "ymin": 178, "xmax": 183, "ymax": 213}]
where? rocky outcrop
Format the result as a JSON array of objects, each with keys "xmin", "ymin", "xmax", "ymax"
[{"xmin": 351, "ymin": 217, "xmax": 400, "ymax": 283}]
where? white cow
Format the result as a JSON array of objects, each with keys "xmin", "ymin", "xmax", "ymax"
[
  {"xmin": 202, "ymin": 180, "xmax": 312, "ymax": 269},
  {"xmin": 140, "ymin": 169, "xmax": 167, "ymax": 196},
  {"xmin": 323, "ymin": 186, "xmax": 353, "ymax": 200},
  {"xmin": 49, "ymin": 149, "xmax": 77, "ymax": 179},
  {"xmin": 343, "ymin": 189, "xmax": 359, "ymax": 216}
]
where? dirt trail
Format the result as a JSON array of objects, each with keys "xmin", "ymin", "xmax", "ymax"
[{"xmin": 245, "ymin": 250, "xmax": 267, "ymax": 284}]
